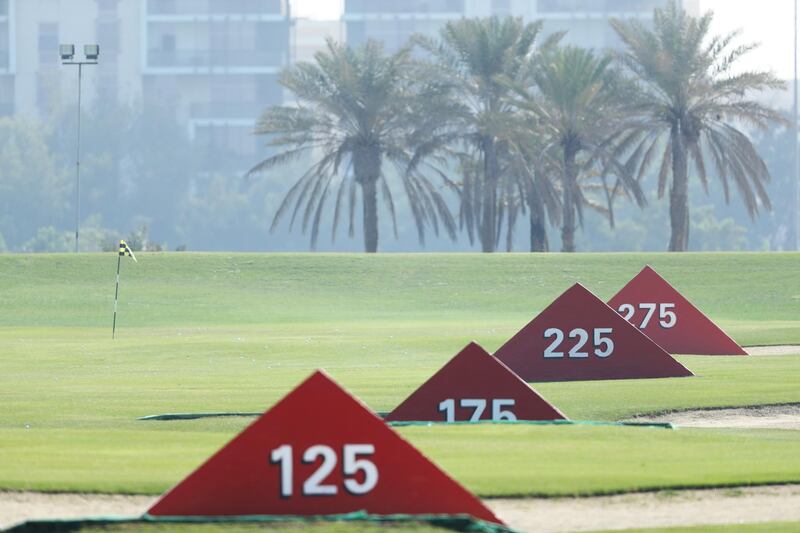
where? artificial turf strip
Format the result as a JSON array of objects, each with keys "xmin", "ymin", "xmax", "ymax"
[
  {"xmin": 71, "ymin": 526, "xmax": 448, "ymax": 533},
  {"xmin": 1, "ymin": 253, "xmax": 800, "ymax": 498},
  {"xmin": 4, "ymin": 517, "xmax": 499, "ymax": 533}
]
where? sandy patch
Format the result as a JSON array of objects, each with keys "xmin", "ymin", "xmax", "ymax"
[
  {"xmin": 0, "ymin": 492, "xmax": 154, "ymax": 530},
  {"xmin": 745, "ymin": 345, "xmax": 800, "ymax": 356},
  {"xmin": 489, "ymin": 485, "xmax": 800, "ymax": 532},
  {"xmin": 3, "ymin": 487, "xmax": 800, "ymax": 533},
  {"xmin": 629, "ymin": 404, "xmax": 800, "ymax": 430}
]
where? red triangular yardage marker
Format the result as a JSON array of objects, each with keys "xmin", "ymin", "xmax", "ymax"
[
  {"xmin": 495, "ymin": 283, "xmax": 693, "ymax": 382},
  {"xmin": 148, "ymin": 371, "xmax": 502, "ymax": 524},
  {"xmin": 608, "ymin": 266, "xmax": 747, "ymax": 355},
  {"xmin": 386, "ymin": 342, "xmax": 566, "ymax": 422}
]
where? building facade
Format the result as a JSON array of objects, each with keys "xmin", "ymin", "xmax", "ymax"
[
  {"xmin": 0, "ymin": 0, "xmax": 13, "ymax": 116},
  {"xmin": 343, "ymin": 0, "xmax": 699, "ymax": 52},
  {"xmin": 1, "ymin": 0, "xmax": 699, "ymax": 172},
  {"xmin": 1, "ymin": 0, "xmax": 291, "ymax": 173},
  {"xmin": 141, "ymin": 0, "xmax": 291, "ymax": 172}
]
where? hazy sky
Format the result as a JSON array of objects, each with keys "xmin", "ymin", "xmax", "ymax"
[{"xmin": 292, "ymin": 0, "xmax": 798, "ymax": 79}]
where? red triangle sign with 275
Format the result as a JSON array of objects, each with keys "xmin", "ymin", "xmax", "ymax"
[
  {"xmin": 494, "ymin": 283, "xmax": 693, "ymax": 382},
  {"xmin": 147, "ymin": 370, "xmax": 502, "ymax": 524},
  {"xmin": 608, "ymin": 266, "xmax": 747, "ymax": 355},
  {"xmin": 386, "ymin": 342, "xmax": 566, "ymax": 422}
]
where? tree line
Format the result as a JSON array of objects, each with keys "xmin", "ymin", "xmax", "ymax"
[{"xmin": 253, "ymin": 1, "xmax": 785, "ymax": 253}]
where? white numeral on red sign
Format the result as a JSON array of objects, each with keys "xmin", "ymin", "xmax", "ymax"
[
  {"xmin": 618, "ymin": 303, "xmax": 676, "ymax": 329},
  {"xmin": 302, "ymin": 445, "xmax": 337, "ymax": 495},
  {"xmin": 269, "ymin": 444, "xmax": 378, "ymax": 498},
  {"xmin": 437, "ymin": 398, "xmax": 517, "ymax": 422},
  {"xmin": 544, "ymin": 328, "xmax": 614, "ymax": 358}
]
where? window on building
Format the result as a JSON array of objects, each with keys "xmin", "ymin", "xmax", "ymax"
[
  {"xmin": 38, "ymin": 23, "xmax": 59, "ymax": 64},
  {"xmin": 492, "ymin": 0, "xmax": 511, "ymax": 15},
  {"xmin": 97, "ymin": 0, "xmax": 118, "ymax": 13},
  {"xmin": 0, "ymin": 78, "xmax": 13, "ymax": 116},
  {"xmin": 150, "ymin": 0, "xmax": 177, "ymax": 14},
  {"xmin": 0, "ymin": 23, "xmax": 8, "ymax": 69},
  {"xmin": 97, "ymin": 20, "xmax": 120, "ymax": 53},
  {"xmin": 161, "ymin": 33, "xmax": 176, "ymax": 51}
]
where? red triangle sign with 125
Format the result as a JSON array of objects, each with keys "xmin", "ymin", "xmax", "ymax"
[
  {"xmin": 608, "ymin": 266, "xmax": 747, "ymax": 355},
  {"xmin": 386, "ymin": 342, "xmax": 566, "ymax": 422},
  {"xmin": 494, "ymin": 283, "xmax": 693, "ymax": 382},
  {"xmin": 147, "ymin": 370, "xmax": 503, "ymax": 525}
]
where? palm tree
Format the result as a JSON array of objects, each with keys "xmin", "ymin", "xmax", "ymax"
[
  {"xmin": 513, "ymin": 46, "xmax": 645, "ymax": 252},
  {"xmin": 501, "ymin": 123, "xmax": 561, "ymax": 252},
  {"xmin": 412, "ymin": 17, "xmax": 559, "ymax": 252},
  {"xmin": 610, "ymin": 1, "xmax": 786, "ymax": 251},
  {"xmin": 248, "ymin": 39, "xmax": 455, "ymax": 252}
]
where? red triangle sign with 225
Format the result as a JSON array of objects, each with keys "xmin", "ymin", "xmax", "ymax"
[
  {"xmin": 148, "ymin": 370, "xmax": 502, "ymax": 525},
  {"xmin": 386, "ymin": 342, "xmax": 566, "ymax": 422},
  {"xmin": 608, "ymin": 266, "xmax": 747, "ymax": 355},
  {"xmin": 494, "ymin": 283, "xmax": 693, "ymax": 382}
]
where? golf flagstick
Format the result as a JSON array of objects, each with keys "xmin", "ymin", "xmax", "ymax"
[{"xmin": 113, "ymin": 240, "xmax": 137, "ymax": 339}]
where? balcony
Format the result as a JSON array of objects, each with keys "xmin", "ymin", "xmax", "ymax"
[
  {"xmin": 537, "ymin": 0, "xmax": 663, "ymax": 14},
  {"xmin": 344, "ymin": 0, "xmax": 464, "ymax": 14},
  {"xmin": 146, "ymin": 49, "xmax": 286, "ymax": 71},
  {"xmin": 147, "ymin": 0, "xmax": 286, "ymax": 17},
  {"xmin": 190, "ymin": 101, "xmax": 262, "ymax": 120}
]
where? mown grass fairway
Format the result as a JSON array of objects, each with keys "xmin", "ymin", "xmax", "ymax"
[{"xmin": 1, "ymin": 253, "xmax": 799, "ymax": 497}]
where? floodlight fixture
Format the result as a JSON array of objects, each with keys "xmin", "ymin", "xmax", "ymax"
[
  {"xmin": 59, "ymin": 43, "xmax": 100, "ymax": 252},
  {"xmin": 84, "ymin": 44, "xmax": 100, "ymax": 61},
  {"xmin": 60, "ymin": 44, "xmax": 75, "ymax": 61}
]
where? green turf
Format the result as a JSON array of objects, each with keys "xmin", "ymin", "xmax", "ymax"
[
  {"xmin": 3, "ymin": 424, "xmax": 799, "ymax": 497},
  {"xmin": 1, "ymin": 253, "xmax": 799, "ymax": 497},
  {"xmin": 1, "ymin": 252, "xmax": 799, "ymax": 339}
]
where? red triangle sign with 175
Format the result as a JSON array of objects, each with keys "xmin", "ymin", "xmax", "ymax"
[
  {"xmin": 608, "ymin": 266, "xmax": 747, "ymax": 355},
  {"xmin": 494, "ymin": 283, "xmax": 693, "ymax": 382},
  {"xmin": 147, "ymin": 370, "xmax": 502, "ymax": 525},
  {"xmin": 386, "ymin": 342, "xmax": 566, "ymax": 422}
]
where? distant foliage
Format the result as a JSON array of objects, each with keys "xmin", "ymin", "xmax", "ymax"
[
  {"xmin": 2, "ymin": 3, "xmax": 789, "ymax": 253},
  {"xmin": 610, "ymin": 0, "xmax": 785, "ymax": 251},
  {"xmin": 250, "ymin": 39, "xmax": 456, "ymax": 252}
]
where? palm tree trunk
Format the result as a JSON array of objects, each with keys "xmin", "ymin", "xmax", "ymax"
[
  {"xmin": 361, "ymin": 179, "xmax": 379, "ymax": 253},
  {"xmin": 561, "ymin": 143, "xmax": 578, "ymax": 253},
  {"xmin": 481, "ymin": 137, "xmax": 499, "ymax": 253},
  {"xmin": 668, "ymin": 125, "xmax": 690, "ymax": 252},
  {"xmin": 528, "ymin": 188, "xmax": 548, "ymax": 252},
  {"xmin": 354, "ymin": 146, "xmax": 381, "ymax": 253}
]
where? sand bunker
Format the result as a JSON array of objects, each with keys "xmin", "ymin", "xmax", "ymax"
[
  {"xmin": 490, "ymin": 485, "xmax": 800, "ymax": 532},
  {"xmin": 4, "ymin": 486, "xmax": 800, "ymax": 533},
  {"xmin": 629, "ymin": 404, "xmax": 800, "ymax": 430},
  {"xmin": 745, "ymin": 345, "xmax": 800, "ymax": 356}
]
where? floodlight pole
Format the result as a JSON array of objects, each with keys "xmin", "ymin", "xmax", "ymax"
[
  {"xmin": 795, "ymin": 0, "xmax": 799, "ymax": 251},
  {"xmin": 75, "ymin": 63, "xmax": 82, "ymax": 254},
  {"xmin": 61, "ymin": 58, "xmax": 97, "ymax": 253}
]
